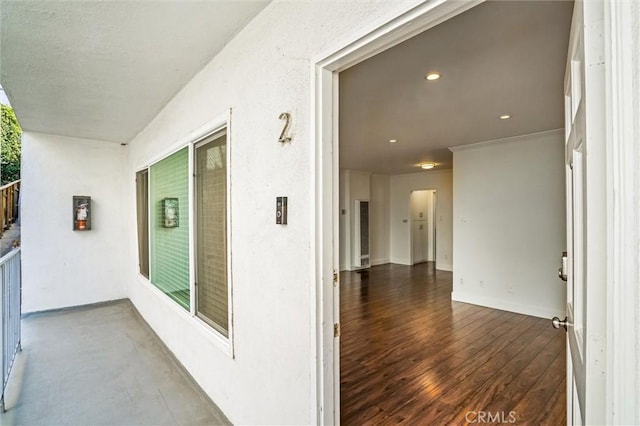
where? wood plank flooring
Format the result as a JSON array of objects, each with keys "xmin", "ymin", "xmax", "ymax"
[{"xmin": 340, "ymin": 262, "xmax": 566, "ymax": 425}]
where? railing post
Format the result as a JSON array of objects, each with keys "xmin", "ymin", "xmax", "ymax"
[
  {"xmin": 0, "ymin": 248, "xmax": 21, "ymax": 413},
  {"xmin": 1, "ymin": 189, "xmax": 6, "ymax": 231}
]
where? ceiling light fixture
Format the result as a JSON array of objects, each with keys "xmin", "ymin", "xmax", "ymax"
[
  {"xmin": 425, "ymin": 72, "xmax": 440, "ymax": 81},
  {"xmin": 389, "ymin": 139, "xmax": 397, "ymax": 143},
  {"xmin": 500, "ymin": 114, "xmax": 511, "ymax": 120},
  {"xmin": 420, "ymin": 163, "xmax": 436, "ymax": 170}
]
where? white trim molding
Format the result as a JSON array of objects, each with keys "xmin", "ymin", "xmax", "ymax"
[
  {"xmin": 451, "ymin": 291, "xmax": 565, "ymax": 320},
  {"xmin": 436, "ymin": 263, "xmax": 453, "ymax": 272},
  {"xmin": 604, "ymin": 0, "xmax": 640, "ymax": 424},
  {"xmin": 371, "ymin": 258, "xmax": 390, "ymax": 267},
  {"xmin": 448, "ymin": 128, "xmax": 564, "ymax": 152}
]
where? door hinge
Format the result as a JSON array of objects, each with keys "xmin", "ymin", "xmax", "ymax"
[
  {"xmin": 333, "ymin": 270, "xmax": 338, "ymax": 285},
  {"xmin": 334, "ymin": 323, "xmax": 341, "ymax": 337}
]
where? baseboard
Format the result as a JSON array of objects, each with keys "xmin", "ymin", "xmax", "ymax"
[
  {"xmin": 390, "ymin": 257, "xmax": 411, "ymax": 265},
  {"xmin": 371, "ymin": 258, "xmax": 389, "ymax": 266},
  {"xmin": 22, "ymin": 298, "xmax": 129, "ymax": 318},
  {"xmin": 436, "ymin": 263, "xmax": 453, "ymax": 272},
  {"xmin": 451, "ymin": 291, "xmax": 564, "ymax": 319}
]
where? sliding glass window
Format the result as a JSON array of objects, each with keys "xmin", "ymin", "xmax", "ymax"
[
  {"xmin": 150, "ymin": 148, "xmax": 190, "ymax": 310},
  {"xmin": 195, "ymin": 131, "xmax": 228, "ymax": 336},
  {"xmin": 136, "ymin": 169, "xmax": 149, "ymax": 278},
  {"xmin": 136, "ymin": 120, "xmax": 231, "ymax": 342}
]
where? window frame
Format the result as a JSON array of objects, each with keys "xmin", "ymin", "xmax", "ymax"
[
  {"xmin": 149, "ymin": 146, "xmax": 192, "ymax": 310},
  {"xmin": 133, "ymin": 110, "xmax": 234, "ymax": 357},
  {"xmin": 135, "ymin": 169, "xmax": 150, "ymax": 279},
  {"xmin": 193, "ymin": 129, "xmax": 230, "ymax": 336}
]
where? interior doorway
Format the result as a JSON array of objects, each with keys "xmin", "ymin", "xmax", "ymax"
[
  {"xmin": 409, "ymin": 190, "xmax": 436, "ymax": 266},
  {"xmin": 315, "ymin": 2, "xmax": 562, "ymax": 423}
]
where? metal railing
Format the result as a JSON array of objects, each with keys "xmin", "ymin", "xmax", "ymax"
[{"xmin": 0, "ymin": 248, "xmax": 21, "ymax": 412}]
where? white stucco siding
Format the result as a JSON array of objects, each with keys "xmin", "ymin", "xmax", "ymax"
[
  {"xmin": 21, "ymin": 133, "xmax": 128, "ymax": 313},
  {"xmin": 125, "ymin": 2, "xmax": 418, "ymax": 425}
]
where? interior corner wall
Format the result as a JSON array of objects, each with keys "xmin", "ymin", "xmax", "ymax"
[
  {"xmin": 451, "ymin": 130, "xmax": 566, "ymax": 318},
  {"xmin": 339, "ymin": 170, "xmax": 389, "ymax": 271},
  {"xmin": 370, "ymin": 174, "xmax": 390, "ymax": 266},
  {"xmin": 339, "ymin": 170, "xmax": 350, "ymax": 271},
  {"xmin": 349, "ymin": 171, "xmax": 370, "ymax": 269},
  {"xmin": 21, "ymin": 132, "xmax": 127, "ymax": 313},
  {"xmin": 120, "ymin": 2, "xmax": 409, "ymax": 425},
  {"xmin": 389, "ymin": 170, "xmax": 453, "ymax": 270},
  {"xmin": 339, "ymin": 170, "xmax": 371, "ymax": 271}
]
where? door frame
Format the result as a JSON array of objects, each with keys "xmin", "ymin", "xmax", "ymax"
[
  {"xmin": 603, "ymin": 1, "xmax": 640, "ymax": 424},
  {"xmin": 310, "ymin": 0, "xmax": 640, "ymax": 424},
  {"xmin": 310, "ymin": 1, "xmax": 483, "ymax": 424},
  {"xmin": 408, "ymin": 189, "xmax": 437, "ymax": 265}
]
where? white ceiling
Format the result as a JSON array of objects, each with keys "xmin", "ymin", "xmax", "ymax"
[
  {"xmin": 0, "ymin": 0, "xmax": 269, "ymax": 143},
  {"xmin": 339, "ymin": 0, "xmax": 573, "ymax": 175}
]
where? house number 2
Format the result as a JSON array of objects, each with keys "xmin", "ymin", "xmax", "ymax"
[{"xmin": 278, "ymin": 112, "xmax": 292, "ymax": 143}]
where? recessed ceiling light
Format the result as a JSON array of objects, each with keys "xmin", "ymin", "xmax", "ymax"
[
  {"xmin": 420, "ymin": 163, "xmax": 436, "ymax": 170},
  {"xmin": 500, "ymin": 114, "xmax": 511, "ymax": 120},
  {"xmin": 425, "ymin": 72, "xmax": 440, "ymax": 81},
  {"xmin": 389, "ymin": 139, "xmax": 397, "ymax": 143}
]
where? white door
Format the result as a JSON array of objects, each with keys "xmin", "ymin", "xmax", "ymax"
[
  {"xmin": 410, "ymin": 190, "xmax": 432, "ymax": 264},
  {"xmin": 412, "ymin": 222, "xmax": 427, "ymax": 263},
  {"xmin": 560, "ymin": 1, "xmax": 606, "ymax": 424}
]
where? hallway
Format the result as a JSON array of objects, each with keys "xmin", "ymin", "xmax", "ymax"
[
  {"xmin": 340, "ymin": 263, "xmax": 566, "ymax": 425},
  {"xmin": 0, "ymin": 300, "xmax": 229, "ymax": 426}
]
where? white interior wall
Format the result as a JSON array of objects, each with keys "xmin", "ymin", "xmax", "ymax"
[
  {"xmin": 339, "ymin": 169, "xmax": 350, "ymax": 270},
  {"xmin": 348, "ymin": 170, "xmax": 370, "ymax": 269},
  {"xmin": 339, "ymin": 170, "xmax": 389, "ymax": 270},
  {"xmin": 451, "ymin": 130, "xmax": 565, "ymax": 318},
  {"xmin": 428, "ymin": 190, "xmax": 435, "ymax": 261},
  {"xmin": 348, "ymin": 170, "xmax": 371, "ymax": 200},
  {"xmin": 122, "ymin": 2, "xmax": 410, "ymax": 425},
  {"xmin": 21, "ymin": 132, "xmax": 127, "ymax": 313},
  {"xmin": 389, "ymin": 170, "xmax": 453, "ymax": 270},
  {"xmin": 410, "ymin": 190, "xmax": 430, "ymax": 220},
  {"xmin": 370, "ymin": 174, "xmax": 390, "ymax": 266}
]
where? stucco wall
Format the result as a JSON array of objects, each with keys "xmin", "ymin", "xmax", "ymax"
[
  {"xmin": 123, "ymin": 2, "xmax": 417, "ymax": 425},
  {"xmin": 21, "ymin": 132, "xmax": 127, "ymax": 313}
]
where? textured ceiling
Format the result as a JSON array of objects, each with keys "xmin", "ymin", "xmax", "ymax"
[
  {"xmin": 339, "ymin": 0, "xmax": 573, "ymax": 175},
  {"xmin": 0, "ymin": 0, "xmax": 269, "ymax": 142}
]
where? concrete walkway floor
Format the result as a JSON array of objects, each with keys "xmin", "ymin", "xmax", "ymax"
[
  {"xmin": 0, "ymin": 223, "xmax": 20, "ymax": 258},
  {"xmin": 0, "ymin": 300, "xmax": 230, "ymax": 426}
]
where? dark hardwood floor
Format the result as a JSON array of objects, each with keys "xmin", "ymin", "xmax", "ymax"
[{"xmin": 340, "ymin": 262, "xmax": 566, "ymax": 425}]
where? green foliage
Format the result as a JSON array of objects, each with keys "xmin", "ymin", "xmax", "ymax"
[{"xmin": 0, "ymin": 104, "xmax": 21, "ymax": 184}]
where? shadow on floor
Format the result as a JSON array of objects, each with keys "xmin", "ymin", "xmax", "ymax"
[{"xmin": 0, "ymin": 300, "xmax": 230, "ymax": 426}]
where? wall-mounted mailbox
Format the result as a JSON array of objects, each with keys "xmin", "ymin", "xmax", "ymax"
[{"xmin": 73, "ymin": 196, "xmax": 92, "ymax": 231}]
